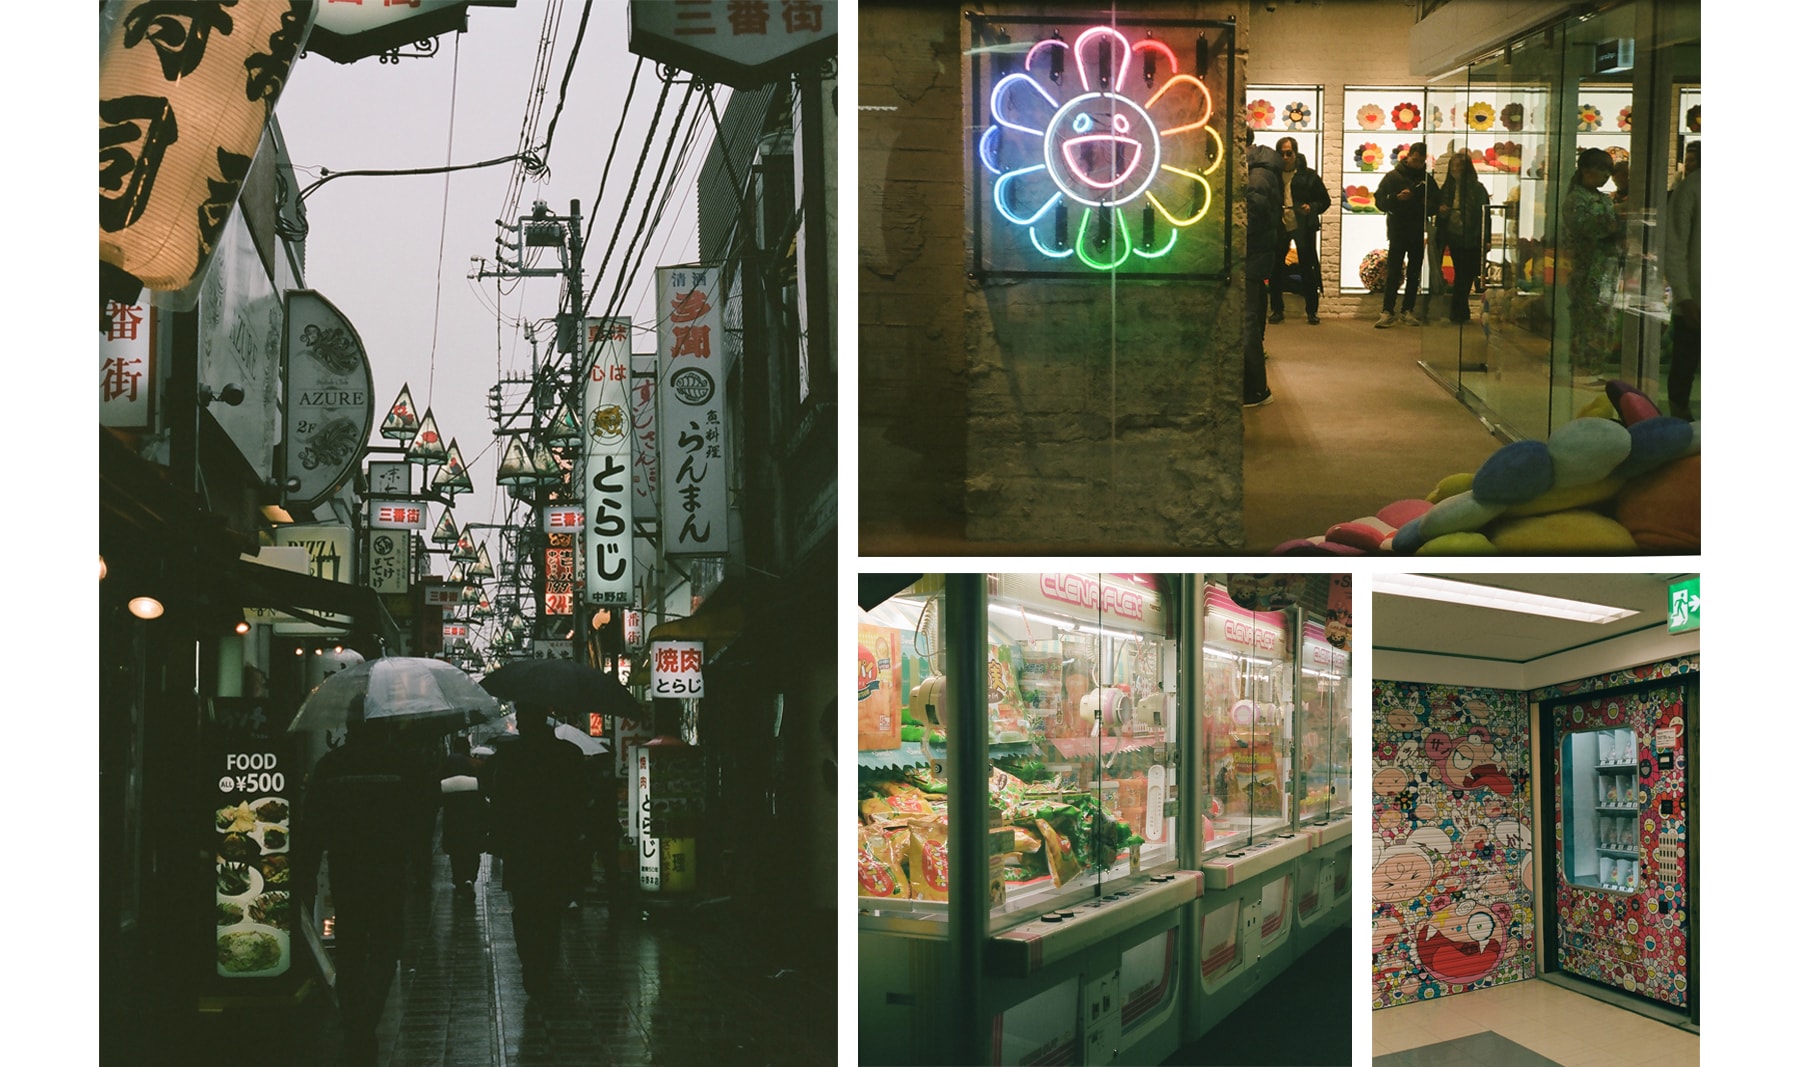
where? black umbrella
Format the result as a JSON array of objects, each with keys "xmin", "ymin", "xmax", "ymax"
[{"xmin": 477, "ymin": 658, "xmax": 645, "ymax": 720}]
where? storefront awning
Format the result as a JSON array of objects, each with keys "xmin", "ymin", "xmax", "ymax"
[
  {"xmin": 232, "ymin": 554, "xmax": 404, "ymax": 652},
  {"xmin": 646, "ymin": 581, "xmax": 745, "ymax": 657}
]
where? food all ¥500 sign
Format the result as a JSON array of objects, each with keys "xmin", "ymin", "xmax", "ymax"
[
  {"xmin": 656, "ymin": 266, "xmax": 727, "ymax": 556},
  {"xmin": 583, "ymin": 316, "xmax": 634, "ymax": 606},
  {"xmin": 649, "ymin": 640, "xmax": 704, "ymax": 698}
]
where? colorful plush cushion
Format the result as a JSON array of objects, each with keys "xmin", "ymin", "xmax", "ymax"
[
  {"xmin": 1548, "ymin": 418, "xmax": 1632, "ymax": 487},
  {"xmin": 1682, "ymin": 421, "xmax": 1701, "ymax": 456},
  {"xmin": 1612, "ymin": 416, "xmax": 1695, "ymax": 480},
  {"xmin": 1426, "ymin": 472, "xmax": 1475, "ymax": 503},
  {"xmin": 1414, "ymin": 531, "xmax": 1499, "ymax": 554},
  {"xmin": 1605, "ymin": 379, "xmax": 1662, "ymax": 426},
  {"xmin": 1271, "ymin": 537, "xmax": 1365, "ymax": 555},
  {"xmin": 1325, "ymin": 518, "xmax": 1393, "ymax": 552},
  {"xmin": 1391, "ymin": 516, "xmax": 1427, "ymax": 555},
  {"xmin": 1471, "ymin": 440, "xmax": 1554, "ymax": 504},
  {"xmin": 1613, "ymin": 455, "xmax": 1700, "ymax": 551},
  {"xmin": 1419, "ymin": 491, "xmax": 1507, "ymax": 540},
  {"xmin": 1502, "ymin": 475, "xmax": 1624, "ymax": 517},
  {"xmin": 1376, "ymin": 499, "xmax": 1433, "ymax": 528},
  {"xmin": 1487, "ymin": 510, "xmax": 1640, "ymax": 553}
]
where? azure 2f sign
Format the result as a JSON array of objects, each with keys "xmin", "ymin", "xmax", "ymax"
[{"xmin": 649, "ymin": 640, "xmax": 704, "ymax": 699}]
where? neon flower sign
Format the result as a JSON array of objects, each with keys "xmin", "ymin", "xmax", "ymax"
[{"xmin": 979, "ymin": 25, "xmax": 1221, "ymax": 272}]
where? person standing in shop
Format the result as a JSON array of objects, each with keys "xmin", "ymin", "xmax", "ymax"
[
  {"xmin": 1561, "ymin": 147, "xmax": 1626, "ymax": 381},
  {"xmin": 1268, "ymin": 137, "xmax": 1331, "ymax": 326},
  {"xmin": 1663, "ymin": 141, "xmax": 1700, "ymax": 420},
  {"xmin": 1243, "ymin": 129, "xmax": 1283, "ymax": 407},
  {"xmin": 293, "ymin": 698, "xmax": 438, "ymax": 1067},
  {"xmin": 1433, "ymin": 149, "xmax": 1491, "ymax": 325},
  {"xmin": 1374, "ymin": 142, "xmax": 1434, "ymax": 328},
  {"xmin": 481, "ymin": 703, "xmax": 588, "ymax": 998}
]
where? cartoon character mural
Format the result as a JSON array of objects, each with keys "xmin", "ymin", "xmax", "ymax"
[{"xmin": 1372, "ymin": 681, "xmax": 1534, "ymax": 1009}]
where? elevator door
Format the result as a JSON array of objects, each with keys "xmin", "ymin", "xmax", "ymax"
[{"xmin": 1549, "ymin": 686, "xmax": 1691, "ymax": 1009}]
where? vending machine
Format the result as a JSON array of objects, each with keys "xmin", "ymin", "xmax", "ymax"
[{"xmin": 1546, "ymin": 681, "xmax": 1694, "ymax": 1010}]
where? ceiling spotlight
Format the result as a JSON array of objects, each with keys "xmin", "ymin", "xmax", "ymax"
[
  {"xmin": 128, "ymin": 596, "xmax": 164, "ymax": 620},
  {"xmin": 234, "ymin": 620, "xmax": 251, "ymax": 635},
  {"xmin": 99, "ymin": 555, "xmax": 108, "ymax": 581}
]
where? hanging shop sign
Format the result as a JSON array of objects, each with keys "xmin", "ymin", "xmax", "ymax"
[
  {"xmin": 443, "ymin": 621, "xmax": 468, "ymax": 649},
  {"xmin": 627, "ymin": 0, "xmax": 835, "ymax": 91},
  {"xmin": 545, "ymin": 535, "xmax": 576, "ymax": 617},
  {"xmin": 1300, "ymin": 621, "xmax": 1348, "ymax": 675},
  {"xmin": 544, "ymin": 505, "xmax": 584, "ymax": 533},
  {"xmin": 99, "ymin": 0, "xmax": 315, "ymax": 293},
  {"xmin": 655, "ymin": 266, "xmax": 727, "ymax": 556},
  {"xmin": 366, "ymin": 529, "xmax": 410, "ymax": 595},
  {"xmin": 582, "ymin": 316, "xmax": 634, "ymax": 606},
  {"xmin": 197, "ymin": 212, "xmax": 283, "ymax": 481},
  {"xmin": 368, "ymin": 459, "xmax": 410, "ymax": 496},
  {"xmin": 631, "ymin": 354, "xmax": 658, "ymax": 521},
  {"xmin": 649, "ymin": 640, "xmax": 705, "ymax": 698},
  {"xmin": 369, "ymin": 502, "xmax": 426, "ymax": 530},
  {"xmin": 532, "ymin": 639, "xmax": 573, "ymax": 661},
  {"xmin": 283, "ymin": 290, "xmax": 375, "ymax": 510},
  {"xmin": 100, "ymin": 299, "xmax": 156, "ymax": 430},
  {"xmin": 967, "ymin": 15, "xmax": 1232, "ymax": 279},
  {"xmin": 1667, "ymin": 577, "xmax": 1699, "ymax": 634},
  {"xmin": 271, "ymin": 525, "xmax": 353, "ymax": 634},
  {"xmin": 624, "ymin": 609, "xmax": 645, "ymax": 650},
  {"xmin": 422, "ymin": 584, "xmax": 462, "ymax": 607}
]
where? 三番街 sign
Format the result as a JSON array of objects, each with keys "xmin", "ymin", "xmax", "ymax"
[{"xmin": 628, "ymin": 0, "xmax": 834, "ymax": 90}]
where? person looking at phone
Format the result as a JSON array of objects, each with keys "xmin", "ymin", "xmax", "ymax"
[{"xmin": 1374, "ymin": 142, "xmax": 1435, "ymax": 328}]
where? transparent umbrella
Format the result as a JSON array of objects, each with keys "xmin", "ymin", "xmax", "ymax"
[{"xmin": 287, "ymin": 656, "xmax": 504, "ymax": 734}]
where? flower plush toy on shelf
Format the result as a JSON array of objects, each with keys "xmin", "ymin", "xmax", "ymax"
[
  {"xmin": 1357, "ymin": 103, "xmax": 1385, "ymax": 129},
  {"xmin": 1577, "ymin": 103, "xmax": 1602, "ymax": 131},
  {"xmin": 1343, "ymin": 184, "xmax": 1377, "ymax": 212},
  {"xmin": 1356, "ymin": 141, "xmax": 1383, "ymax": 171},
  {"xmin": 1247, "ymin": 98, "xmax": 1276, "ymax": 129},
  {"xmin": 1391, "ymin": 102, "xmax": 1421, "ymax": 130},
  {"xmin": 1428, "ymin": 105, "xmax": 1443, "ymax": 130},
  {"xmin": 1617, "ymin": 105, "xmax": 1632, "ymax": 131},
  {"xmin": 1467, "ymin": 101, "xmax": 1496, "ymax": 131},
  {"xmin": 1271, "ymin": 382, "xmax": 1699, "ymax": 555},
  {"xmin": 1283, "ymin": 100, "xmax": 1311, "ymax": 128},
  {"xmin": 1500, "ymin": 103, "xmax": 1524, "ymax": 131}
]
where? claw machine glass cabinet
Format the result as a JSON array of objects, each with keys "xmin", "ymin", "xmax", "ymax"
[{"xmin": 859, "ymin": 573, "xmax": 1198, "ymax": 1067}]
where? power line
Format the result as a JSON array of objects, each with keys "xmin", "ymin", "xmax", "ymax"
[
  {"xmin": 537, "ymin": 0, "xmax": 594, "ymax": 168},
  {"xmin": 426, "ymin": 32, "xmax": 463, "ymax": 409}
]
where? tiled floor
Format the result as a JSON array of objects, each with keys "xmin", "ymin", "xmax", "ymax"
[
  {"xmin": 1372, "ymin": 979, "xmax": 1696, "ymax": 1067},
  {"xmin": 197, "ymin": 846, "xmax": 836, "ymax": 1066}
]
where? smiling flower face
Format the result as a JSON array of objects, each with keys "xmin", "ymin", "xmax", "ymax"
[{"xmin": 981, "ymin": 25, "xmax": 1218, "ymax": 270}]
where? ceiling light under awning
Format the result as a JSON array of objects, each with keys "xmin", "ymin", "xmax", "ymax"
[{"xmin": 1369, "ymin": 574, "xmax": 1639, "ymax": 624}]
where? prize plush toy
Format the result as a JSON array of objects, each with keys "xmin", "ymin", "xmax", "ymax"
[{"xmin": 1273, "ymin": 380, "xmax": 1698, "ymax": 555}]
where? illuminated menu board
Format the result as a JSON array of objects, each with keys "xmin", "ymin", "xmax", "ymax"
[{"xmin": 211, "ymin": 699, "xmax": 294, "ymax": 979}]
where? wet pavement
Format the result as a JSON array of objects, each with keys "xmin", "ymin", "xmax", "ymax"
[{"xmin": 199, "ymin": 842, "xmax": 836, "ymax": 1066}]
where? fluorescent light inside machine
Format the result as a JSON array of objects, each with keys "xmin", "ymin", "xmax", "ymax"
[{"xmin": 1371, "ymin": 575, "xmax": 1639, "ymax": 623}]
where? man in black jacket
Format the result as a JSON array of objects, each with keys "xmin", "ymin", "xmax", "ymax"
[
  {"xmin": 1373, "ymin": 142, "xmax": 1434, "ymax": 328},
  {"xmin": 1269, "ymin": 136, "xmax": 1331, "ymax": 325},
  {"xmin": 1244, "ymin": 130, "xmax": 1283, "ymax": 407}
]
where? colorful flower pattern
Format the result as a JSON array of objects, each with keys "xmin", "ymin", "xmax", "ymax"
[
  {"xmin": 1500, "ymin": 103, "xmax": 1524, "ymax": 131},
  {"xmin": 1343, "ymin": 184, "xmax": 1377, "ymax": 212},
  {"xmin": 1357, "ymin": 103, "xmax": 1385, "ymax": 130},
  {"xmin": 1467, "ymin": 102, "xmax": 1496, "ymax": 131},
  {"xmin": 1550, "ymin": 685, "xmax": 1689, "ymax": 1008},
  {"xmin": 1616, "ymin": 105, "xmax": 1632, "ymax": 131},
  {"xmin": 1429, "ymin": 105, "xmax": 1443, "ymax": 130},
  {"xmin": 1356, "ymin": 142, "xmax": 1384, "ymax": 172},
  {"xmin": 1391, "ymin": 102, "xmax": 1421, "ymax": 130},
  {"xmin": 1372, "ymin": 682, "xmax": 1534, "ymax": 1010},
  {"xmin": 1358, "ymin": 248, "xmax": 1387, "ymax": 291},
  {"xmin": 1283, "ymin": 100, "xmax": 1312, "ymax": 129},
  {"xmin": 1577, "ymin": 103, "xmax": 1602, "ymax": 131},
  {"xmin": 1248, "ymin": 98, "xmax": 1276, "ymax": 130}
]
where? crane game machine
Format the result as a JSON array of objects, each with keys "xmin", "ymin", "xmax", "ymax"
[{"xmin": 859, "ymin": 573, "xmax": 1200, "ymax": 1066}]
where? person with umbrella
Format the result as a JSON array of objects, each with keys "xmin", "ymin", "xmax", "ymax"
[
  {"xmin": 480, "ymin": 702, "xmax": 589, "ymax": 998},
  {"xmin": 292, "ymin": 695, "xmax": 439, "ymax": 1067}
]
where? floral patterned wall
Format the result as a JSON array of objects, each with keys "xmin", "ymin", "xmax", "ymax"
[{"xmin": 1373, "ymin": 682, "xmax": 1535, "ymax": 1009}]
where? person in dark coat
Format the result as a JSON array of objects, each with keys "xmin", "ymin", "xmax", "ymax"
[
  {"xmin": 480, "ymin": 703, "xmax": 588, "ymax": 997},
  {"xmin": 1268, "ymin": 137, "xmax": 1331, "ymax": 325},
  {"xmin": 1374, "ymin": 142, "xmax": 1435, "ymax": 328},
  {"xmin": 1244, "ymin": 130, "xmax": 1283, "ymax": 407},
  {"xmin": 439, "ymin": 734, "xmax": 488, "ymax": 895},
  {"xmin": 1432, "ymin": 149, "xmax": 1492, "ymax": 324},
  {"xmin": 292, "ymin": 700, "xmax": 438, "ymax": 1067}
]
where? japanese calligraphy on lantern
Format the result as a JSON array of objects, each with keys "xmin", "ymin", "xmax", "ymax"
[
  {"xmin": 582, "ymin": 316, "xmax": 634, "ymax": 607},
  {"xmin": 649, "ymin": 640, "xmax": 705, "ymax": 698},
  {"xmin": 100, "ymin": 0, "xmax": 314, "ymax": 291},
  {"xmin": 100, "ymin": 299, "xmax": 155, "ymax": 429},
  {"xmin": 655, "ymin": 266, "xmax": 727, "ymax": 557}
]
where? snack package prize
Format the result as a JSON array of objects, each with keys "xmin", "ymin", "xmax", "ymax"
[{"xmin": 857, "ymin": 623, "xmax": 903, "ymax": 750}]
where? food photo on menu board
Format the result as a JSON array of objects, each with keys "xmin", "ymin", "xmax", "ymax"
[{"xmin": 212, "ymin": 728, "xmax": 295, "ymax": 980}]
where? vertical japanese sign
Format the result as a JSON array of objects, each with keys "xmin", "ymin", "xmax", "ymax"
[
  {"xmin": 630, "ymin": 354, "xmax": 658, "ymax": 524},
  {"xmin": 366, "ymin": 529, "xmax": 410, "ymax": 595},
  {"xmin": 101, "ymin": 299, "xmax": 155, "ymax": 428},
  {"xmin": 583, "ymin": 316, "xmax": 634, "ymax": 606},
  {"xmin": 655, "ymin": 266, "xmax": 727, "ymax": 556},
  {"xmin": 649, "ymin": 640, "xmax": 705, "ymax": 698}
]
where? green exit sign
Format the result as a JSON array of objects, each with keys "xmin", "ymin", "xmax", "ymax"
[{"xmin": 1667, "ymin": 578, "xmax": 1699, "ymax": 633}]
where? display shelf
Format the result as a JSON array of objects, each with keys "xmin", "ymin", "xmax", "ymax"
[
  {"xmin": 1339, "ymin": 85, "xmax": 1426, "ymax": 292},
  {"xmin": 1562, "ymin": 725, "xmax": 1640, "ymax": 893},
  {"xmin": 1247, "ymin": 84, "xmax": 1324, "ymax": 171}
]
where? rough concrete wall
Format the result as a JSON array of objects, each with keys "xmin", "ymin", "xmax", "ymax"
[
  {"xmin": 859, "ymin": 5, "xmax": 970, "ymax": 528},
  {"xmin": 959, "ymin": 2, "xmax": 1248, "ymax": 548},
  {"xmin": 1247, "ymin": 2, "xmax": 1423, "ymax": 319}
]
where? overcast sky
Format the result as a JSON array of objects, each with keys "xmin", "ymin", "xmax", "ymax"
[{"xmin": 277, "ymin": 0, "xmax": 716, "ymax": 567}]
